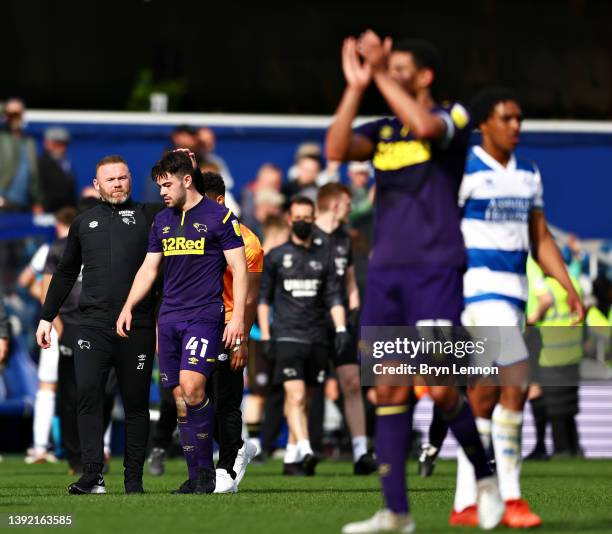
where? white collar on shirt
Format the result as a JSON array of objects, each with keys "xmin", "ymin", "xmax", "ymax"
[{"xmin": 473, "ymin": 145, "xmax": 517, "ymax": 173}]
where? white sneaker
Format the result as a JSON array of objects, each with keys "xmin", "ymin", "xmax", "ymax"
[
  {"xmin": 233, "ymin": 439, "xmax": 259, "ymax": 486},
  {"xmin": 24, "ymin": 451, "xmax": 58, "ymax": 464},
  {"xmin": 342, "ymin": 509, "xmax": 415, "ymax": 534},
  {"xmin": 476, "ymin": 476, "xmax": 505, "ymax": 530},
  {"xmin": 213, "ymin": 469, "xmax": 237, "ymax": 494}
]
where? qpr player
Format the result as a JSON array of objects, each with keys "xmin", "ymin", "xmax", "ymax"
[
  {"xmin": 117, "ymin": 152, "xmax": 247, "ymax": 494},
  {"xmin": 450, "ymin": 88, "xmax": 584, "ymax": 528}
]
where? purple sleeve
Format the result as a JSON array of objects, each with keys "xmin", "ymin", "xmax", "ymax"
[
  {"xmin": 147, "ymin": 217, "xmax": 163, "ymax": 253},
  {"xmin": 218, "ymin": 211, "xmax": 245, "ymax": 250},
  {"xmin": 353, "ymin": 118, "xmax": 384, "ymax": 144}
]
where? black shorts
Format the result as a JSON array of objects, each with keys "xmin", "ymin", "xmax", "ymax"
[
  {"xmin": 273, "ymin": 341, "xmax": 328, "ymax": 386},
  {"xmin": 247, "ymin": 340, "xmax": 273, "ymax": 395}
]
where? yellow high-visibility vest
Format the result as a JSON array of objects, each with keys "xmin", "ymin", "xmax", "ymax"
[{"xmin": 539, "ymin": 275, "xmax": 583, "ymax": 367}]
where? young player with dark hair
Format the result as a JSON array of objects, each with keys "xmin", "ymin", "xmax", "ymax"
[
  {"xmin": 450, "ymin": 87, "xmax": 584, "ymax": 528},
  {"xmin": 116, "ymin": 151, "xmax": 247, "ymax": 494}
]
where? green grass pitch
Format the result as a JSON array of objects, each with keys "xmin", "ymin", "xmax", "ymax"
[{"xmin": 1, "ymin": 456, "xmax": 611, "ymax": 533}]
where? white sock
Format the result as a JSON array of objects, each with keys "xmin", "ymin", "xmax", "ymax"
[
  {"xmin": 492, "ymin": 404, "xmax": 523, "ymax": 501},
  {"xmin": 453, "ymin": 417, "xmax": 492, "ymax": 512},
  {"xmin": 33, "ymin": 389, "xmax": 55, "ymax": 452},
  {"xmin": 351, "ymin": 435, "xmax": 368, "ymax": 463},
  {"xmin": 103, "ymin": 422, "xmax": 112, "ymax": 455},
  {"xmin": 250, "ymin": 437, "xmax": 262, "ymax": 453},
  {"xmin": 284, "ymin": 443, "xmax": 299, "ymax": 463},
  {"xmin": 296, "ymin": 439, "xmax": 313, "ymax": 460},
  {"xmin": 476, "ymin": 416, "xmax": 492, "ymax": 451}
]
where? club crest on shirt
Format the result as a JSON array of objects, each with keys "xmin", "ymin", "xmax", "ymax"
[
  {"xmin": 193, "ymin": 222, "xmax": 207, "ymax": 233},
  {"xmin": 89, "ymin": 221, "xmax": 98, "ymax": 229},
  {"xmin": 282, "ymin": 254, "xmax": 293, "ymax": 268},
  {"xmin": 309, "ymin": 260, "xmax": 323, "ymax": 271},
  {"xmin": 313, "ymin": 237, "xmax": 323, "ymax": 246},
  {"xmin": 336, "ymin": 245, "xmax": 347, "ymax": 256},
  {"xmin": 119, "ymin": 209, "xmax": 135, "ymax": 225}
]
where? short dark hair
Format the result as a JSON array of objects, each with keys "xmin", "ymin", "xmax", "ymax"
[
  {"xmin": 202, "ymin": 171, "xmax": 226, "ymax": 197},
  {"xmin": 151, "ymin": 151, "xmax": 194, "ymax": 182},
  {"xmin": 96, "ymin": 154, "xmax": 128, "ymax": 172},
  {"xmin": 173, "ymin": 124, "xmax": 197, "ymax": 135},
  {"xmin": 288, "ymin": 196, "xmax": 315, "ymax": 214},
  {"xmin": 470, "ymin": 87, "xmax": 521, "ymax": 127},
  {"xmin": 393, "ymin": 38, "xmax": 442, "ymax": 94}
]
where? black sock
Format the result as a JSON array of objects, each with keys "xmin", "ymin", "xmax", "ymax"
[{"xmin": 530, "ymin": 397, "xmax": 548, "ymax": 452}]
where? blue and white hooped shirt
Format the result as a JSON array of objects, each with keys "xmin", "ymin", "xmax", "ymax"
[{"xmin": 459, "ymin": 145, "xmax": 544, "ymax": 310}]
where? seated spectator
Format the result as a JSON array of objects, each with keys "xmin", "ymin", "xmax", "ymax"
[
  {"xmin": 281, "ymin": 154, "xmax": 320, "ymax": 205},
  {"xmin": 253, "ymin": 189, "xmax": 285, "ymax": 239},
  {"xmin": 39, "ymin": 127, "xmax": 77, "ymax": 213},
  {"xmin": 241, "ymin": 163, "xmax": 283, "ymax": 230},
  {"xmin": 347, "ymin": 161, "xmax": 374, "ymax": 225},
  {"xmin": 197, "ymin": 126, "xmax": 235, "ymax": 189},
  {"xmin": 171, "ymin": 124, "xmax": 199, "ymax": 151},
  {"xmin": 0, "ymin": 98, "xmax": 42, "ymax": 213},
  {"xmin": 287, "ymin": 141, "xmax": 340, "ymax": 186}
]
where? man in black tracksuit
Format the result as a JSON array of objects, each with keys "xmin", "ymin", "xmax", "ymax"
[
  {"xmin": 36, "ymin": 155, "xmax": 162, "ymax": 494},
  {"xmin": 257, "ymin": 196, "xmax": 348, "ymax": 476}
]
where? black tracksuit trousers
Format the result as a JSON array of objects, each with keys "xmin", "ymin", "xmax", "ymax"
[{"xmin": 73, "ymin": 325, "xmax": 154, "ymax": 477}]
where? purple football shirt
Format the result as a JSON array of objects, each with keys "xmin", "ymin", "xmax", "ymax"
[
  {"xmin": 354, "ymin": 102, "xmax": 471, "ymax": 269},
  {"xmin": 148, "ymin": 196, "xmax": 244, "ymax": 324}
]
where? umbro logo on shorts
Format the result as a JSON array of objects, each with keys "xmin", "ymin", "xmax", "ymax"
[
  {"xmin": 88, "ymin": 221, "xmax": 98, "ymax": 228},
  {"xmin": 218, "ymin": 353, "xmax": 228, "ymax": 362},
  {"xmin": 136, "ymin": 354, "xmax": 146, "ymax": 370},
  {"xmin": 77, "ymin": 339, "xmax": 91, "ymax": 350},
  {"xmin": 283, "ymin": 368, "xmax": 297, "ymax": 378},
  {"xmin": 188, "ymin": 356, "xmax": 199, "ymax": 365},
  {"xmin": 196, "ymin": 433, "xmax": 208, "ymax": 439},
  {"xmin": 182, "ymin": 445, "xmax": 195, "ymax": 452}
]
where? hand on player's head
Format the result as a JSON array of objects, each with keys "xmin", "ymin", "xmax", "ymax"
[
  {"xmin": 342, "ymin": 37, "xmax": 371, "ymax": 91},
  {"xmin": 172, "ymin": 148, "xmax": 197, "ymax": 170},
  {"xmin": 357, "ymin": 30, "xmax": 392, "ymax": 73}
]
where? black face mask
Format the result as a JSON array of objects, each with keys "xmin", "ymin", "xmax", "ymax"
[{"xmin": 292, "ymin": 220, "xmax": 313, "ymax": 240}]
